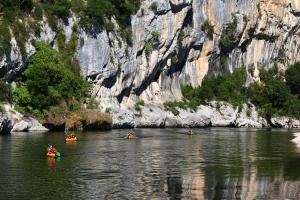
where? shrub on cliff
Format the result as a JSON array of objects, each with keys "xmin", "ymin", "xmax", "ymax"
[
  {"xmin": 219, "ymin": 15, "xmax": 238, "ymax": 53},
  {"xmin": 149, "ymin": 2, "xmax": 158, "ymax": 12},
  {"xmin": 201, "ymin": 20, "xmax": 214, "ymax": 39},
  {"xmin": 14, "ymin": 42, "xmax": 90, "ymax": 118},
  {"xmin": 134, "ymin": 100, "xmax": 145, "ymax": 111},
  {"xmin": 80, "ymin": 0, "xmax": 140, "ymax": 32}
]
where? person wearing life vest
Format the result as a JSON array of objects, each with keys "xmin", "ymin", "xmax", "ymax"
[
  {"xmin": 127, "ymin": 131, "xmax": 133, "ymax": 138},
  {"xmin": 67, "ymin": 133, "xmax": 75, "ymax": 138},
  {"xmin": 47, "ymin": 145, "xmax": 57, "ymax": 154}
]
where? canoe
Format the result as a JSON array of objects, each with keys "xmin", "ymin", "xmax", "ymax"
[
  {"xmin": 127, "ymin": 135, "xmax": 134, "ymax": 139},
  {"xmin": 47, "ymin": 152, "xmax": 61, "ymax": 158},
  {"xmin": 47, "ymin": 152, "xmax": 56, "ymax": 158},
  {"xmin": 66, "ymin": 137, "xmax": 77, "ymax": 142}
]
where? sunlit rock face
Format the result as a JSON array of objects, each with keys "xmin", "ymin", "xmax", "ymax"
[
  {"xmin": 111, "ymin": 102, "xmax": 271, "ymax": 128},
  {"xmin": 78, "ymin": 0, "xmax": 300, "ymax": 107},
  {"xmin": 1, "ymin": 0, "xmax": 300, "ymax": 108}
]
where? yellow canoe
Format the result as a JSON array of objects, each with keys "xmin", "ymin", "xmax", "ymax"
[
  {"xmin": 47, "ymin": 153, "xmax": 56, "ymax": 158},
  {"xmin": 127, "ymin": 135, "xmax": 134, "ymax": 139},
  {"xmin": 66, "ymin": 137, "xmax": 77, "ymax": 142}
]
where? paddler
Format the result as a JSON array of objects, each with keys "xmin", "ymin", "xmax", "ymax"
[
  {"xmin": 127, "ymin": 131, "xmax": 133, "ymax": 139},
  {"xmin": 47, "ymin": 145, "xmax": 57, "ymax": 154}
]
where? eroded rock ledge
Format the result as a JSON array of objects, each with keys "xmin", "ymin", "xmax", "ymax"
[
  {"xmin": 112, "ymin": 101, "xmax": 300, "ymax": 129},
  {"xmin": 0, "ymin": 104, "xmax": 48, "ymax": 134},
  {"xmin": 1, "ymin": 101, "xmax": 299, "ymax": 134}
]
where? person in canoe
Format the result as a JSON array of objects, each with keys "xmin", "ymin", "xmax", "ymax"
[
  {"xmin": 47, "ymin": 145, "xmax": 61, "ymax": 157},
  {"xmin": 65, "ymin": 127, "xmax": 77, "ymax": 141},
  {"xmin": 188, "ymin": 129, "xmax": 193, "ymax": 135},
  {"xmin": 127, "ymin": 131, "xmax": 134, "ymax": 139},
  {"xmin": 66, "ymin": 132, "xmax": 77, "ymax": 141},
  {"xmin": 47, "ymin": 145, "xmax": 57, "ymax": 154}
]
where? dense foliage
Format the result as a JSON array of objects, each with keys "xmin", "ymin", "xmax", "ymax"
[
  {"xmin": 81, "ymin": 0, "xmax": 140, "ymax": 30},
  {"xmin": 14, "ymin": 42, "xmax": 90, "ymax": 119},
  {"xmin": 165, "ymin": 65, "xmax": 300, "ymax": 119},
  {"xmin": 285, "ymin": 62, "xmax": 300, "ymax": 96},
  {"xmin": 0, "ymin": 81, "xmax": 12, "ymax": 103}
]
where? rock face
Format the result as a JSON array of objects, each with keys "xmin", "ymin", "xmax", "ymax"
[
  {"xmin": 112, "ymin": 102, "xmax": 270, "ymax": 128},
  {"xmin": 0, "ymin": 104, "xmax": 48, "ymax": 133},
  {"xmin": 0, "ymin": 116, "xmax": 13, "ymax": 134},
  {"xmin": 2, "ymin": 1, "xmax": 300, "ymax": 106},
  {"xmin": 1, "ymin": 0, "xmax": 300, "ymax": 128},
  {"xmin": 271, "ymin": 117, "xmax": 300, "ymax": 128},
  {"xmin": 79, "ymin": 0, "xmax": 300, "ymax": 107},
  {"xmin": 12, "ymin": 117, "xmax": 48, "ymax": 132}
]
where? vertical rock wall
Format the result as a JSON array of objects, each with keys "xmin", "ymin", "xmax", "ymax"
[{"xmin": 1, "ymin": 0, "xmax": 300, "ymax": 108}]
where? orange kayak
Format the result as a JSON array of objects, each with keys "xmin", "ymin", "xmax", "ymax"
[
  {"xmin": 47, "ymin": 153, "xmax": 56, "ymax": 158},
  {"xmin": 66, "ymin": 137, "xmax": 77, "ymax": 142},
  {"xmin": 127, "ymin": 135, "xmax": 134, "ymax": 139}
]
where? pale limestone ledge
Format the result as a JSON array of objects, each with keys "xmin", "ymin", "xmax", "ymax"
[
  {"xmin": 0, "ymin": 104, "xmax": 48, "ymax": 134},
  {"xmin": 111, "ymin": 102, "xmax": 299, "ymax": 128}
]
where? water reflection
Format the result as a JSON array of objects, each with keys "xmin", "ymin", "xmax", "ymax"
[{"xmin": 1, "ymin": 128, "xmax": 300, "ymax": 199}]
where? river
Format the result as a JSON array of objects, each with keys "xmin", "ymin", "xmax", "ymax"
[{"xmin": 0, "ymin": 128, "xmax": 300, "ymax": 200}]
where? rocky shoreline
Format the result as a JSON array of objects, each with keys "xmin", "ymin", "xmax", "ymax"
[
  {"xmin": 1, "ymin": 101, "xmax": 300, "ymax": 134},
  {"xmin": 112, "ymin": 101, "xmax": 300, "ymax": 129}
]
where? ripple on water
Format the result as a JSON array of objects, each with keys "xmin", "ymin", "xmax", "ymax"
[{"xmin": 1, "ymin": 128, "xmax": 300, "ymax": 199}]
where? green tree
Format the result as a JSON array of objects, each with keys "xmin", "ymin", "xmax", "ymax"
[
  {"xmin": 15, "ymin": 42, "xmax": 90, "ymax": 116},
  {"xmin": 284, "ymin": 96, "xmax": 300, "ymax": 118},
  {"xmin": 285, "ymin": 62, "xmax": 300, "ymax": 96},
  {"xmin": 0, "ymin": 81, "xmax": 12, "ymax": 102},
  {"xmin": 13, "ymin": 85, "xmax": 30, "ymax": 106}
]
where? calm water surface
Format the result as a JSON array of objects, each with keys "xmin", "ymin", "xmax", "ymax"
[{"xmin": 1, "ymin": 128, "xmax": 300, "ymax": 200}]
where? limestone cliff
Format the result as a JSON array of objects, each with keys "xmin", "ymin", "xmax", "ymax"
[{"xmin": 1, "ymin": 0, "xmax": 300, "ymax": 110}]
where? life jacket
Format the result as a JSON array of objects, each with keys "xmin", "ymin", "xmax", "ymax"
[{"xmin": 48, "ymin": 147, "xmax": 56, "ymax": 154}]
